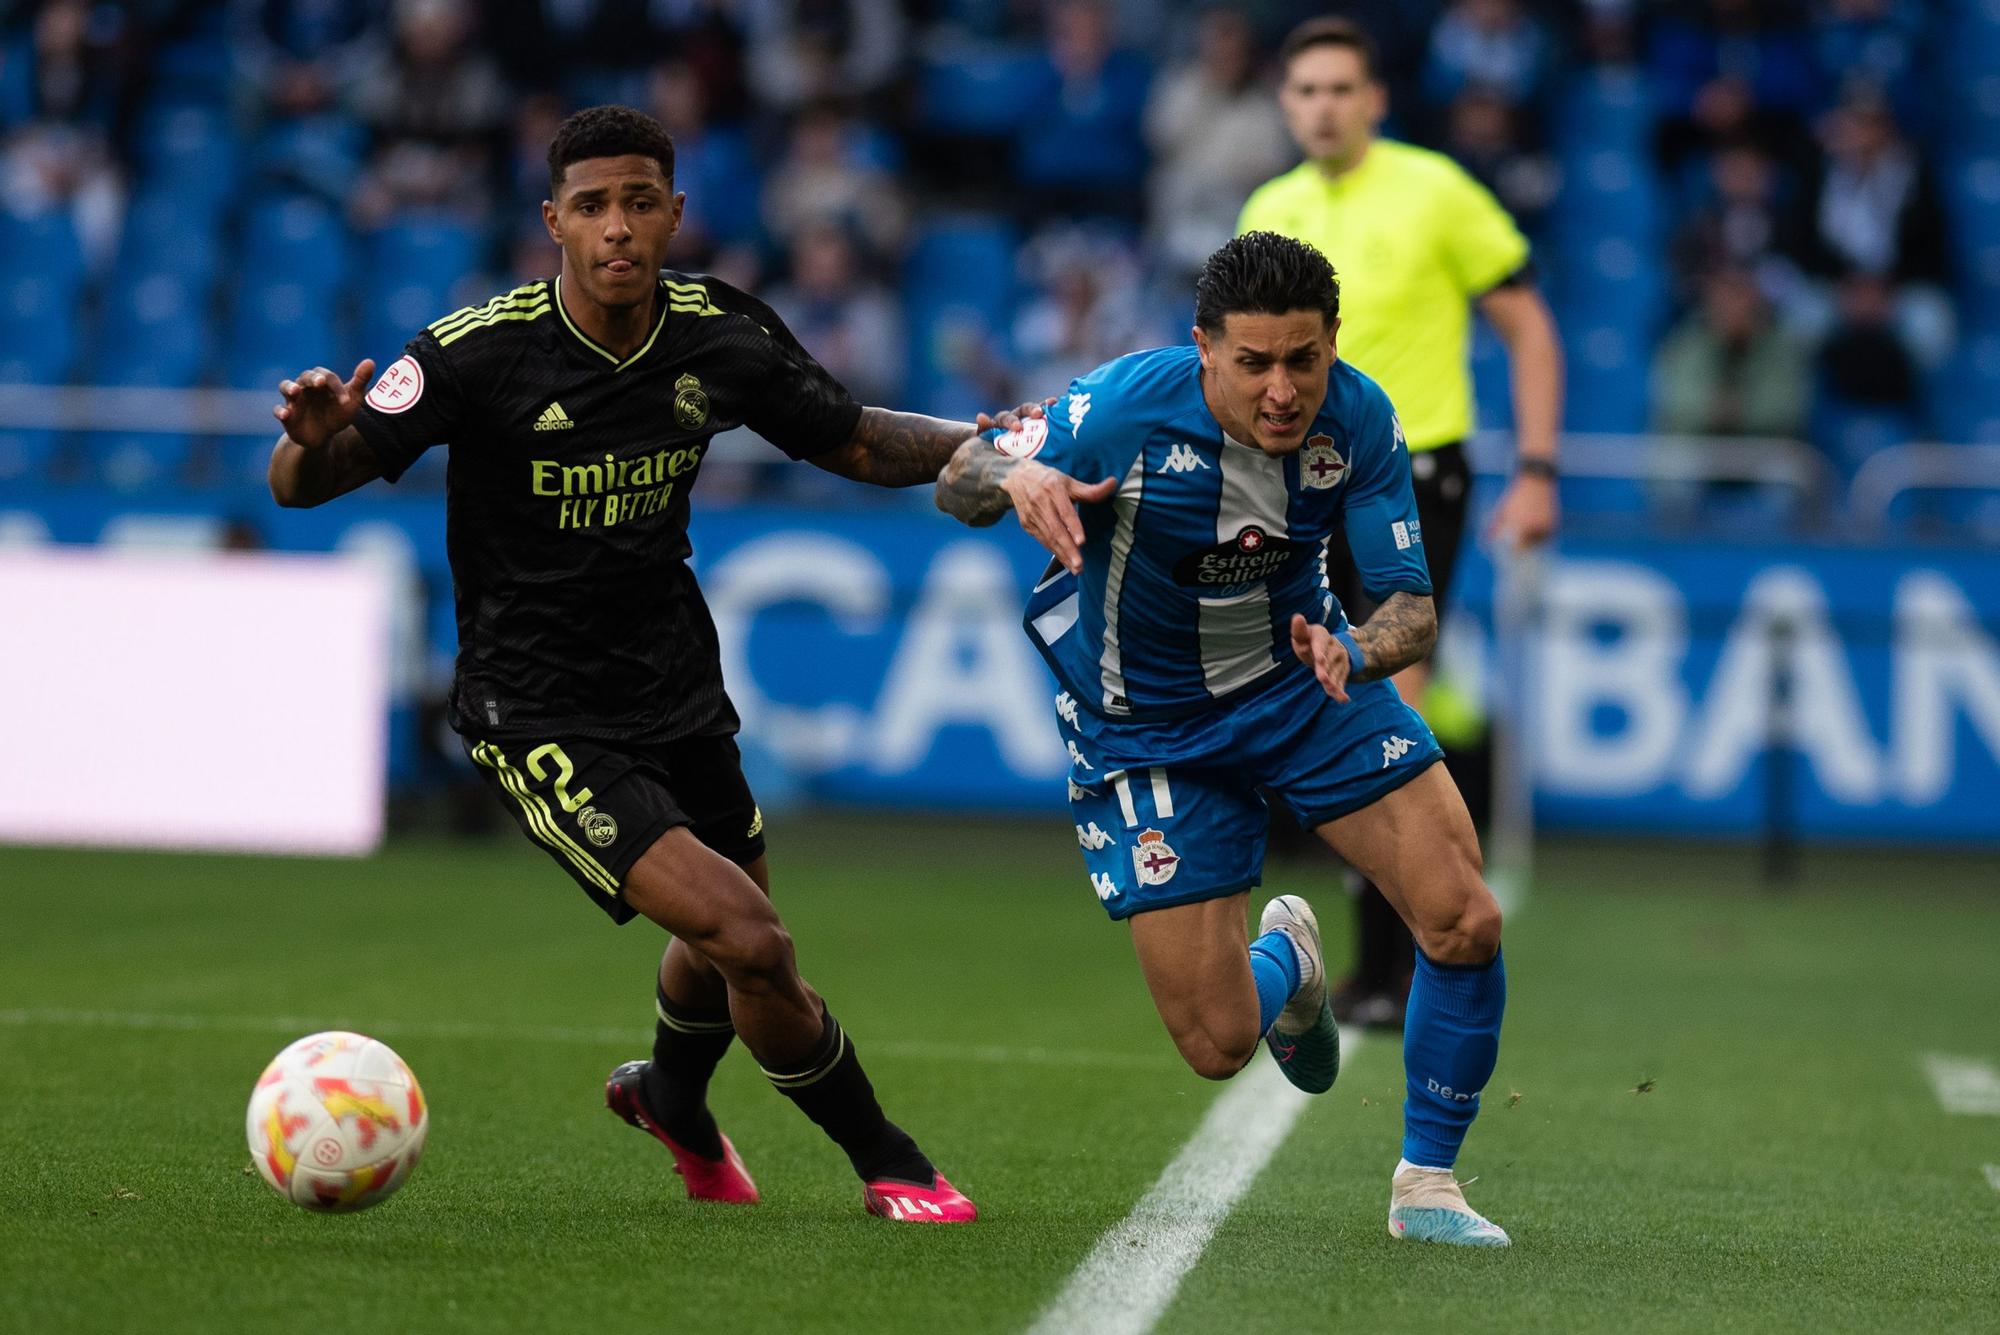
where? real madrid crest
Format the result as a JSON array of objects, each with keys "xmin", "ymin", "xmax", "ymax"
[
  {"xmin": 1301, "ymin": 433, "xmax": 1347, "ymax": 490},
  {"xmin": 673, "ymin": 372, "xmax": 709, "ymax": 431},
  {"xmin": 577, "ymin": 805, "xmax": 619, "ymax": 848}
]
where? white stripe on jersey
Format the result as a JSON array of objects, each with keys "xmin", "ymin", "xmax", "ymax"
[
  {"xmin": 1149, "ymin": 769, "xmax": 1175, "ymax": 819},
  {"xmin": 1098, "ymin": 455, "xmax": 1149, "ymax": 713},
  {"xmin": 1198, "ymin": 438, "xmax": 1289, "ymax": 695}
]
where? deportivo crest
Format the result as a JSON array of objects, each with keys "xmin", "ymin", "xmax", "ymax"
[
  {"xmin": 577, "ymin": 805, "xmax": 619, "ymax": 847},
  {"xmin": 992, "ymin": 416, "xmax": 1048, "ymax": 459},
  {"xmin": 1301, "ymin": 434, "xmax": 1346, "ymax": 489},
  {"xmin": 673, "ymin": 372, "xmax": 709, "ymax": 430},
  {"xmin": 1132, "ymin": 829, "xmax": 1180, "ymax": 886}
]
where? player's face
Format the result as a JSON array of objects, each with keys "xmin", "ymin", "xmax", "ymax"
[
  {"xmin": 544, "ymin": 154, "xmax": 684, "ymax": 310},
  {"xmin": 1194, "ymin": 310, "xmax": 1337, "ymax": 455},
  {"xmin": 1279, "ymin": 45, "xmax": 1385, "ymax": 166}
]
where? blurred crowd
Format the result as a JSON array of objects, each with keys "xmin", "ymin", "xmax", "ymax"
[{"xmin": 0, "ymin": 0, "xmax": 1978, "ymax": 504}]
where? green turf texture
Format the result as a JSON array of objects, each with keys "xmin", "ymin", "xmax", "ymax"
[{"xmin": 1, "ymin": 821, "xmax": 1995, "ymax": 1333}]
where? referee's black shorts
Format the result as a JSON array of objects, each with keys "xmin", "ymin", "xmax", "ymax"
[
  {"xmin": 1328, "ymin": 439, "xmax": 1471, "ymax": 624},
  {"xmin": 463, "ymin": 731, "xmax": 766, "ymax": 924}
]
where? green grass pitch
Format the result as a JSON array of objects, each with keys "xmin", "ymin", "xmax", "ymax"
[{"xmin": 2, "ymin": 818, "xmax": 1995, "ymax": 1333}]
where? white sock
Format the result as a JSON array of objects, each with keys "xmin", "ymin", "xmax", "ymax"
[{"xmin": 1396, "ymin": 1157, "xmax": 1453, "ymax": 1177}]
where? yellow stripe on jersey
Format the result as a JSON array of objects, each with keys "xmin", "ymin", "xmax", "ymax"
[
  {"xmin": 663, "ymin": 279, "xmax": 725, "ymax": 318},
  {"xmin": 429, "ymin": 283, "xmax": 548, "ymax": 339},
  {"xmin": 1237, "ymin": 139, "xmax": 1529, "ymax": 450},
  {"xmin": 471, "ymin": 741, "xmax": 620, "ymax": 897},
  {"xmin": 436, "ymin": 302, "xmax": 551, "ymax": 346},
  {"xmin": 554, "ymin": 275, "xmax": 669, "ymax": 372}
]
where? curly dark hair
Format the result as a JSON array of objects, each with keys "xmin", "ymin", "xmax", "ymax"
[
  {"xmin": 547, "ymin": 105, "xmax": 676, "ymax": 196},
  {"xmin": 1194, "ymin": 232, "xmax": 1341, "ymax": 334}
]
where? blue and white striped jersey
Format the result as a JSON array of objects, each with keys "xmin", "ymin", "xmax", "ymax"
[{"xmin": 1016, "ymin": 344, "xmax": 1431, "ymax": 722}]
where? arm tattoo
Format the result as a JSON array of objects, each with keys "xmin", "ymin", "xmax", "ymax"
[
  {"xmin": 934, "ymin": 436, "xmax": 1023, "ymax": 526},
  {"xmin": 836, "ymin": 407, "xmax": 978, "ymax": 487},
  {"xmin": 1350, "ymin": 592, "xmax": 1437, "ymax": 682}
]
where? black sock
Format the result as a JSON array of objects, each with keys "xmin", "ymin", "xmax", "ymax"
[
  {"xmin": 644, "ymin": 984, "xmax": 734, "ymax": 1160},
  {"xmin": 1352, "ymin": 875, "xmax": 1415, "ymax": 989},
  {"xmin": 763, "ymin": 1009, "xmax": 933, "ymax": 1185}
]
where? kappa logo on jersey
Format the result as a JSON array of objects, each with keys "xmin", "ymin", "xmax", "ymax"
[
  {"xmin": 1054, "ymin": 691, "xmax": 1080, "ymax": 728},
  {"xmin": 1301, "ymin": 434, "xmax": 1347, "ymax": 489},
  {"xmin": 577, "ymin": 805, "xmax": 619, "ymax": 847},
  {"xmin": 1090, "ymin": 872, "xmax": 1119, "ymax": 902},
  {"xmin": 1068, "ymin": 391, "xmax": 1092, "ymax": 435},
  {"xmin": 534, "ymin": 401, "xmax": 575, "ymax": 431},
  {"xmin": 1392, "ymin": 414, "xmax": 1407, "ymax": 451},
  {"xmin": 1076, "ymin": 822, "xmax": 1115, "ymax": 850},
  {"xmin": 1132, "ymin": 829, "xmax": 1180, "ymax": 886},
  {"xmin": 1157, "ymin": 443, "xmax": 1209, "ymax": 475},
  {"xmin": 993, "ymin": 416, "xmax": 1048, "ymax": 459},
  {"xmin": 365, "ymin": 355, "xmax": 424, "ymax": 414},
  {"xmin": 1066, "ymin": 739, "xmax": 1094, "ymax": 771},
  {"xmin": 1067, "ymin": 778, "xmax": 1088, "ymax": 801},
  {"xmin": 1382, "ymin": 736, "xmax": 1416, "ymax": 768}
]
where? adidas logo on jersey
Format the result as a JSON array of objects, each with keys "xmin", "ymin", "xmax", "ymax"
[
  {"xmin": 1157, "ymin": 443, "xmax": 1209, "ymax": 475},
  {"xmin": 534, "ymin": 401, "xmax": 575, "ymax": 431},
  {"xmin": 1382, "ymin": 736, "xmax": 1416, "ymax": 768}
]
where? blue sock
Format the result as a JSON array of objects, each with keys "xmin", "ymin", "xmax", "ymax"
[
  {"xmin": 1402, "ymin": 947, "xmax": 1506, "ymax": 1169},
  {"xmin": 1248, "ymin": 929, "xmax": 1302, "ymax": 1033}
]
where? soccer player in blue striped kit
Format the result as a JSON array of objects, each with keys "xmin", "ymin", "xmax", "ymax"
[{"xmin": 937, "ymin": 232, "xmax": 1509, "ymax": 1244}]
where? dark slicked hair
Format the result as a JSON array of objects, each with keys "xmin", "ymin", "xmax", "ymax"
[
  {"xmin": 1280, "ymin": 16, "xmax": 1381, "ymax": 82},
  {"xmin": 1195, "ymin": 232, "xmax": 1341, "ymax": 334},
  {"xmin": 547, "ymin": 105, "xmax": 676, "ymax": 196}
]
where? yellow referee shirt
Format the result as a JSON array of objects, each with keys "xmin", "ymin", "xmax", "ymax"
[{"xmin": 1237, "ymin": 139, "xmax": 1529, "ymax": 451}]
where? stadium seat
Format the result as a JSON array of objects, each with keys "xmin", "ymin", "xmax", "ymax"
[
  {"xmin": 116, "ymin": 190, "xmax": 225, "ymax": 289},
  {"xmin": 87, "ymin": 432, "xmax": 198, "ymax": 492},
  {"xmin": 93, "ymin": 273, "xmax": 212, "ymax": 388},
  {"xmin": 0, "ymin": 274, "xmax": 80, "ymax": 384},
  {"xmin": 239, "ymin": 196, "xmax": 349, "ymax": 296},
  {"xmin": 0, "ymin": 428, "xmax": 61, "ymax": 484},
  {"xmin": 1811, "ymin": 399, "xmax": 1917, "ymax": 482},
  {"xmin": 226, "ymin": 280, "xmax": 340, "ymax": 389},
  {"xmin": 915, "ymin": 44, "xmax": 1042, "ymax": 137},
  {"xmin": 903, "ymin": 219, "xmax": 1018, "ymax": 417},
  {"xmin": 252, "ymin": 116, "xmax": 367, "ymax": 198},
  {"xmin": 0, "ymin": 210, "xmax": 86, "ymax": 286},
  {"xmin": 134, "ymin": 104, "xmax": 238, "ymax": 217}
]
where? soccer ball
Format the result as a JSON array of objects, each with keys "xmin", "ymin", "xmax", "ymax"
[{"xmin": 246, "ymin": 1031, "xmax": 429, "ymax": 1212}]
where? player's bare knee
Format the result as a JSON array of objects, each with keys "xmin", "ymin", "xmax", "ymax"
[
  {"xmin": 1170, "ymin": 1017, "xmax": 1258, "ymax": 1080},
  {"xmin": 1418, "ymin": 885, "xmax": 1502, "ymax": 966}
]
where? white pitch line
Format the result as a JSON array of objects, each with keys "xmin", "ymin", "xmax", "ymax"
[
  {"xmin": 1025, "ymin": 1031, "xmax": 1357, "ymax": 1335},
  {"xmin": 1921, "ymin": 1053, "xmax": 2000, "ymax": 1115},
  {"xmin": 0, "ymin": 1007, "xmax": 1173, "ymax": 1072},
  {"xmin": 1984, "ymin": 1164, "xmax": 2000, "ymax": 1194}
]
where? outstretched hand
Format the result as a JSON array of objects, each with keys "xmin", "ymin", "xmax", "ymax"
[
  {"xmin": 273, "ymin": 359, "xmax": 376, "ymax": 450},
  {"xmin": 975, "ymin": 397, "xmax": 1057, "ymax": 435},
  {"xmin": 1001, "ymin": 462, "xmax": 1117, "ymax": 575},
  {"xmin": 1289, "ymin": 613, "xmax": 1351, "ymax": 703}
]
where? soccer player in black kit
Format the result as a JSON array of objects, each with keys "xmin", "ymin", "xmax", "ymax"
[{"xmin": 269, "ymin": 106, "xmax": 986, "ymax": 1222}]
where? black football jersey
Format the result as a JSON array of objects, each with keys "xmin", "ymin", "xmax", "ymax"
[{"xmin": 351, "ymin": 271, "xmax": 862, "ymax": 745}]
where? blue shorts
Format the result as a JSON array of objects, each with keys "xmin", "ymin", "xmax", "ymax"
[{"xmin": 1061, "ymin": 667, "xmax": 1443, "ymax": 921}]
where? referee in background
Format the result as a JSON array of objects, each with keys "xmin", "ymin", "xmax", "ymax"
[{"xmin": 1239, "ymin": 17, "xmax": 1563, "ymax": 1030}]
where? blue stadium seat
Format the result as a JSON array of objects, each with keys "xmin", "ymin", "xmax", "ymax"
[
  {"xmin": 1561, "ymin": 322, "xmax": 1651, "ymax": 433},
  {"xmin": 117, "ymin": 190, "xmax": 224, "ymax": 288},
  {"xmin": 252, "ymin": 116, "xmax": 367, "ymax": 197},
  {"xmin": 0, "ymin": 210, "xmax": 86, "ymax": 286},
  {"xmin": 368, "ymin": 217, "xmax": 482, "ymax": 291},
  {"xmin": 903, "ymin": 220, "xmax": 1018, "ymax": 417},
  {"xmin": 915, "ymin": 45, "xmax": 1042, "ymax": 137},
  {"xmin": 226, "ymin": 280, "xmax": 340, "ymax": 389},
  {"xmin": 134, "ymin": 104, "xmax": 238, "ymax": 216},
  {"xmin": 93, "ymin": 273, "xmax": 211, "ymax": 388},
  {"xmin": 89, "ymin": 433, "xmax": 197, "ymax": 492},
  {"xmin": 240, "ymin": 196, "xmax": 349, "ymax": 296},
  {"xmin": 0, "ymin": 429, "xmax": 60, "ymax": 484},
  {"xmin": 0, "ymin": 274, "xmax": 80, "ymax": 383},
  {"xmin": 1811, "ymin": 399, "xmax": 1917, "ymax": 481}
]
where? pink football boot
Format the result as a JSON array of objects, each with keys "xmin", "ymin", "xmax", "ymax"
[
  {"xmin": 862, "ymin": 1172, "xmax": 978, "ymax": 1223},
  {"xmin": 605, "ymin": 1060, "xmax": 760, "ymax": 1204}
]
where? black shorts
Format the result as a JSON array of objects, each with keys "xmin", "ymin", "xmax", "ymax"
[
  {"xmin": 1329, "ymin": 439, "xmax": 1471, "ymax": 623},
  {"xmin": 465, "ymin": 731, "xmax": 765, "ymax": 924}
]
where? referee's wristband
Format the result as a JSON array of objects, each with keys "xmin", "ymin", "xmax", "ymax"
[
  {"xmin": 1517, "ymin": 457, "xmax": 1558, "ymax": 481},
  {"xmin": 1332, "ymin": 627, "xmax": 1366, "ymax": 679}
]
